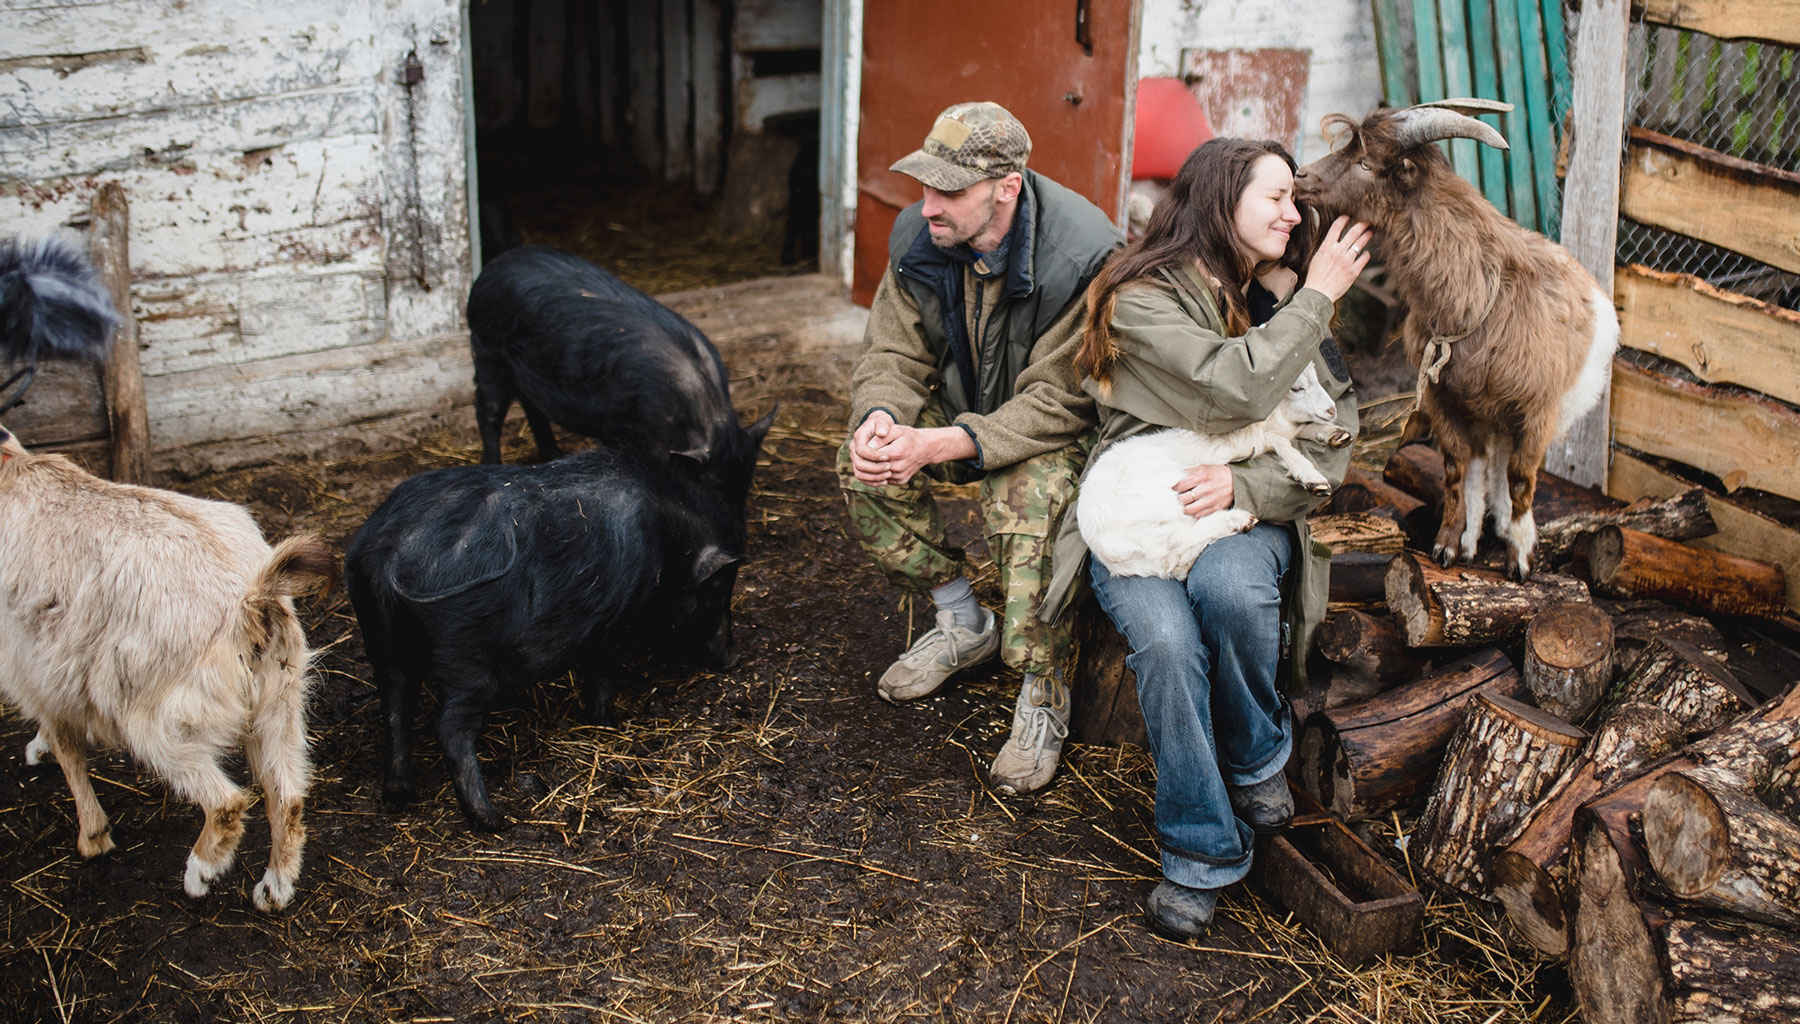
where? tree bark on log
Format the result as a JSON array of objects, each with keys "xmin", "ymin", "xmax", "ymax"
[
  {"xmin": 1536, "ymin": 486, "xmax": 1716, "ymax": 566},
  {"xmin": 1316, "ymin": 609, "xmax": 1429, "ymax": 687},
  {"xmin": 1643, "ymin": 769, "xmax": 1800, "ymax": 931},
  {"xmin": 1570, "ymin": 815, "xmax": 1670, "ymax": 1024},
  {"xmin": 1293, "ymin": 648, "xmax": 1523, "ymax": 819},
  {"xmin": 1071, "ymin": 597, "xmax": 1147, "ymax": 748},
  {"xmin": 89, "ymin": 182, "xmax": 152, "ymax": 485},
  {"xmin": 1617, "ymin": 636, "xmax": 1756, "ymax": 737},
  {"xmin": 1335, "ymin": 466, "xmax": 1426, "ymax": 517},
  {"xmin": 1491, "ymin": 701, "xmax": 1685, "ymax": 954},
  {"xmin": 1524, "ymin": 601, "xmax": 1615, "ymax": 722},
  {"xmin": 1570, "ymin": 687, "xmax": 1800, "ymax": 1022},
  {"xmin": 1663, "ymin": 916, "xmax": 1800, "ymax": 1024},
  {"xmin": 1385, "ymin": 553, "xmax": 1590, "ymax": 647},
  {"xmin": 1413, "ymin": 692, "xmax": 1586, "ymax": 895},
  {"xmin": 1382, "ymin": 442, "xmax": 1446, "ymax": 505},
  {"xmin": 1608, "ymin": 599, "xmax": 1731, "ymax": 674},
  {"xmin": 1589, "ymin": 525, "xmax": 1788, "ymax": 619}
]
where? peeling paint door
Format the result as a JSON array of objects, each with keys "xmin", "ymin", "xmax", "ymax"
[{"xmin": 852, "ymin": 0, "xmax": 1139, "ymax": 306}]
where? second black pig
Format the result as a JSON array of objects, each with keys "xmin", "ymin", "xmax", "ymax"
[
  {"xmin": 344, "ymin": 445, "xmax": 744, "ymax": 831},
  {"xmin": 465, "ymin": 245, "xmax": 774, "ymax": 509}
]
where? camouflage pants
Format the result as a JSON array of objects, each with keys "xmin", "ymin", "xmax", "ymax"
[{"xmin": 837, "ymin": 407, "xmax": 1088, "ymax": 677}]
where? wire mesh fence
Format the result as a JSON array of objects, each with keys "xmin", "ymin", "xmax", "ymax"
[{"xmin": 1618, "ymin": 16, "xmax": 1800, "ymax": 306}]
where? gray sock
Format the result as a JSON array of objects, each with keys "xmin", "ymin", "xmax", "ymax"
[{"xmin": 930, "ymin": 577, "xmax": 983, "ymax": 630}]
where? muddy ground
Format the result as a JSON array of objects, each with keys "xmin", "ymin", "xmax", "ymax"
[
  {"xmin": 0, "ymin": 383, "xmax": 1573, "ymax": 1023},
  {"xmin": 0, "ymin": 180, "xmax": 1564, "ymax": 1022}
]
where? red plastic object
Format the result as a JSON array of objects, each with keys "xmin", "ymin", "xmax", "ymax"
[{"xmin": 1131, "ymin": 77, "xmax": 1213, "ymax": 180}]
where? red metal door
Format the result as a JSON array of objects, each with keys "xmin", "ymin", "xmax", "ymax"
[{"xmin": 853, "ymin": 0, "xmax": 1139, "ymax": 306}]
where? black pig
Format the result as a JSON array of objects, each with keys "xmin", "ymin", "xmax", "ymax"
[
  {"xmin": 345, "ymin": 445, "xmax": 742, "ymax": 830},
  {"xmin": 466, "ymin": 245, "xmax": 774, "ymax": 509}
]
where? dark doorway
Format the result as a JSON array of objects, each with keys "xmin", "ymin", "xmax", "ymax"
[{"xmin": 466, "ymin": 0, "xmax": 822, "ymax": 294}]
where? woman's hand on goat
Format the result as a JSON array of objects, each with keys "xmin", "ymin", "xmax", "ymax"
[
  {"xmin": 1304, "ymin": 216, "xmax": 1373, "ymax": 302},
  {"xmin": 1173, "ymin": 463, "xmax": 1234, "ymax": 518}
]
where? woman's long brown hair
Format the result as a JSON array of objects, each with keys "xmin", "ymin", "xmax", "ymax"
[{"xmin": 1076, "ymin": 138, "xmax": 1312, "ymax": 387}]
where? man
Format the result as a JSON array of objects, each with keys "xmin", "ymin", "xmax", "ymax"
[{"xmin": 838, "ymin": 100, "xmax": 1121, "ymax": 794}]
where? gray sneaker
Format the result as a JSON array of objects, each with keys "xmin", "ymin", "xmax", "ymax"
[
  {"xmin": 877, "ymin": 607, "xmax": 999, "ymax": 702},
  {"xmin": 989, "ymin": 672, "xmax": 1070, "ymax": 794}
]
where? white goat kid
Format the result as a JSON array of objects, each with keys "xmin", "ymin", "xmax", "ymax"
[{"xmin": 1078, "ymin": 362, "xmax": 1350, "ymax": 579}]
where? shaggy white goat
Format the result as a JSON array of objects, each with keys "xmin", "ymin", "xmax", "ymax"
[{"xmin": 1078, "ymin": 362, "xmax": 1350, "ymax": 579}]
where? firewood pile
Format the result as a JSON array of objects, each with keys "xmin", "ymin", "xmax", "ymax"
[{"xmin": 1302, "ymin": 441, "xmax": 1800, "ymax": 1024}]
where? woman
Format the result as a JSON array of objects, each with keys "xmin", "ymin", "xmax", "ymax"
[{"xmin": 1043, "ymin": 138, "xmax": 1370, "ymax": 939}]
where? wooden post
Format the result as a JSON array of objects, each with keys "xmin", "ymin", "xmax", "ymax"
[
  {"xmin": 1549, "ymin": 0, "xmax": 1629, "ymax": 488},
  {"xmin": 88, "ymin": 183, "xmax": 150, "ymax": 484}
]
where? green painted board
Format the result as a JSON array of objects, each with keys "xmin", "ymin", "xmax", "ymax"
[
  {"xmin": 1413, "ymin": 0, "xmax": 1445, "ymax": 102},
  {"xmin": 1541, "ymin": 0, "xmax": 1572, "ymax": 114},
  {"xmin": 1466, "ymin": 0, "xmax": 1511, "ymax": 212},
  {"xmin": 1493, "ymin": 0, "xmax": 1540, "ymax": 230},
  {"xmin": 1372, "ymin": 0, "xmax": 1414, "ymax": 106},
  {"xmin": 1437, "ymin": 0, "xmax": 1482, "ymax": 188},
  {"xmin": 1515, "ymin": 0, "xmax": 1560, "ymax": 238}
]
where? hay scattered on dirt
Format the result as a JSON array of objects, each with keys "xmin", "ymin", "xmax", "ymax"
[{"xmin": 0, "ymin": 405, "xmax": 1577, "ymax": 1022}]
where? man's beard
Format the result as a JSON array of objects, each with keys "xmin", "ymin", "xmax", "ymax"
[{"xmin": 928, "ymin": 193, "xmax": 998, "ymax": 250}]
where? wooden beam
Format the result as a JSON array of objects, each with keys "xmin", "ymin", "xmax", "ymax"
[
  {"xmin": 1620, "ymin": 127, "xmax": 1800, "ymax": 275},
  {"xmin": 1370, "ymin": 0, "xmax": 1413, "ymax": 106},
  {"xmin": 1550, "ymin": 0, "xmax": 1628, "ymax": 487},
  {"xmin": 1638, "ymin": 0, "xmax": 1800, "ymax": 47},
  {"xmin": 1438, "ymin": 0, "xmax": 1480, "ymax": 184},
  {"xmin": 1514, "ymin": 0, "xmax": 1561, "ymax": 231},
  {"xmin": 1616, "ymin": 264, "xmax": 1800, "ymax": 408},
  {"xmin": 1611, "ymin": 358, "xmax": 1800, "ymax": 504},
  {"xmin": 1466, "ymin": 0, "xmax": 1509, "ymax": 211},
  {"xmin": 1609, "ymin": 450, "xmax": 1800, "ymax": 613},
  {"xmin": 89, "ymin": 183, "xmax": 150, "ymax": 484},
  {"xmin": 1493, "ymin": 0, "xmax": 1541, "ymax": 229}
]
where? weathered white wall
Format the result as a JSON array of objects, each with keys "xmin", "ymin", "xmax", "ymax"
[
  {"xmin": 0, "ymin": 0, "xmax": 474, "ymax": 473},
  {"xmin": 1137, "ymin": 0, "xmax": 1382, "ymax": 162}
]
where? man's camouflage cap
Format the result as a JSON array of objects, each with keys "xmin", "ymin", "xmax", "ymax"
[{"xmin": 889, "ymin": 101, "xmax": 1031, "ymax": 191}]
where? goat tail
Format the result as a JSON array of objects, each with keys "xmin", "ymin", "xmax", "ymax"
[
  {"xmin": 239, "ymin": 534, "xmax": 333, "ymax": 812},
  {"xmin": 0, "ymin": 236, "xmax": 119, "ymax": 366}
]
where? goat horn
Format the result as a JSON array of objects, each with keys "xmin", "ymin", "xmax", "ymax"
[
  {"xmin": 1416, "ymin": 97, "xmax": 1514, "ymax": 116},
  {"xmin": 1390, "ymin": 104, "xmax": 1510, "ymax": 151}
]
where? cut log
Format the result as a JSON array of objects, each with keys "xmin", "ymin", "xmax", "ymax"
[
  {"xmin": 1491, "ymin": 700, "xmax": 1685, "ymax": 954},
  {"xmin": 1335, "ymin": 466, "xmax": 1425, "ymax": 517},
  {"xmin": 1328, "ymin": 551, "xmax": 1392, "ymax": 605},
  {"xmin": 1071, "ymin": 597, "xmax": 1147, "ymax": 748},
  {"xmin": 1570, "ymin": 817, "xmax": 1674, "ymax": 1024},
  {"xmin": 1292, "ymin": 648, "xmax": 1524, "ymax": 819},
  {"xmin": 1575, "ymin": 815, "xmax": 1800, "ymax": 1024},
  {"xmin": 1381, "ymin": 442, "xmax": 1446, "ymax": 506},
  {"xmin": 1663, "ymin": 917, "xmax": 1800, "ymax": 1024},
  {"xmin": 1589, "ymin": 525, "xmax": 1788, "ymax": 619},
  {"xmin": 1570, "ymin": 686, "xmax": 1800, "ymax": 1021},
  {"xmin": 1616, "ymin": 636, "xmax": 1756, "ymax": 736},
  {"xmin": 1385, "ymin": 553, "xmax": 1590, "ymax": 647},
  {"xmin": 1607, "ymin": 599, "xmax": 1731, "ymax": 673},
  {"xmin": 1536, "ymin": 486, "xmax": 1717, "ymax": 565},
  {"xmin": 1412, "ymin": 692, "xmax": 1586, "ymax": 895},
  {"xmin": 1493, "ymin": 656, "xmax": 1765, "ymax": 955},
  {"xmin": 1643, "ymin": 769, "xmax": 1800, "ymax": 931},
  {"xmin": 1315, "ymin": 609, "xmax": 1429, "ymax": 687},
  {"xmin": 1308, "ymin": 513, "xmax": 1406, "ymax": 555},
  {"xmin": 1291, "ymin": 669, "xmax": 1400, "ymax": 726},
  {"xmin": 1523, "ymin": 601, "xmax": 1615, "ymax": 722}
]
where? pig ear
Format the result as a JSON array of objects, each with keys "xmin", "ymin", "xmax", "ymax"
[
  {"xmin": 744, "ymin": 406, "xmax": 777, "ymax": 450},
  {"xmin": 692, "ymin": 544, "xmax": 741, "ymax": 582}
]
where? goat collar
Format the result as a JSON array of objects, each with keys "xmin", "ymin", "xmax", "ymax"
[{"xmin": 1415, "ymin": 281, "xmax": 1502, "ymax": 393}]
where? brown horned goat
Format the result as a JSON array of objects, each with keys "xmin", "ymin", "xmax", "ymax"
[{"xmin": 1293, "ymin": 98, "xmax": 1618, "ymax": 578}]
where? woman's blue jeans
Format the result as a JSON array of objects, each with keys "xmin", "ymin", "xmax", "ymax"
[{"xmin": 1088, "ymin": 522, "xmax": 1294, "ymax": 890}]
